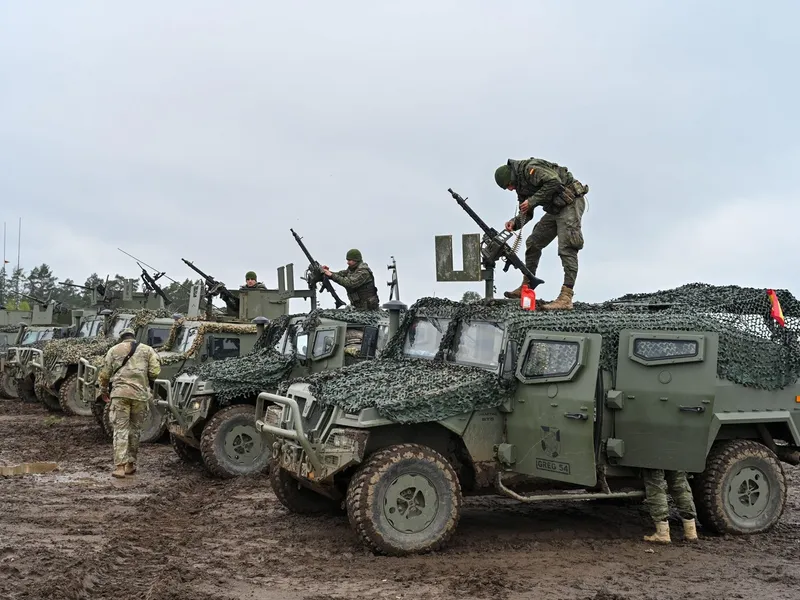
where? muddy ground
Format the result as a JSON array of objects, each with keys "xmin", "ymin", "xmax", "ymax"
[{"xmin": 1, "ymin": 401, "xmax": 798, "ymax": 600}]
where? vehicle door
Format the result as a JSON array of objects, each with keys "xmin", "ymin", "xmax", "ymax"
[
  {"xmin": 611, "ymin": 330, "xmax": 718, "ymax": 473},
  {"xmin": 506, "ymin": 331, "xmax": 602, "ymax": 487}
]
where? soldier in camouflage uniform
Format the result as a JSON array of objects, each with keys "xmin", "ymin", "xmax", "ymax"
[
  {"xmin": 243, "ymin": 271, "xmax": 266, "ymax": 290},
  {"xmin": 322, "ymin": 249, "xmax": 380, "ymax": 310},
  {"xmin": 641, "ymin": 468, "xmax": 699, "ymax": 543},
  {"xmin": 494, "ymin": 157, "xmax": 589, "ymax": 310},
  {"xmin": 97, "ymin": 327, "xmax": 161, "ymax": 478}
]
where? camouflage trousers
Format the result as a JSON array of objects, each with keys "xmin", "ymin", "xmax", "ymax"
[
  {"xmin": 525, "ymin": 196, "xmax": 586, "ymax": 287},
  {"xmin": 110, "ymin": 397, "xmax": 147, "ymax": 466},
  {"xmin": 641, "ymin": 468, "xmax": 697, "ymax": 523}
]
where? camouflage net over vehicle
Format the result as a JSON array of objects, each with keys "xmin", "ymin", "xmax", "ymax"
[
  {"xmin": 158, "ymin": 319, "xmax": 258, "ymax": 367},
  {"xmin": 279, "ymin": 284, "xmax": 800, "ymax": 424},
  {"xmin": 187, "ymin": 307, "xmax": 390, "ymax": 403},
  {"xmin": 42, "ymin": 308, "xmax": 174, "ymax": 369}
]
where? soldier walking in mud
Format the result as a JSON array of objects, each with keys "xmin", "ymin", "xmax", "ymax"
[
  {"xmin": 641, "ymin": 468, "xmax": 699, "ymax": 543},
  {"xmin": 322, "ymin": 249, "xmax": 380, "ymax": 310},
  {"xmin": 97, "ymin": 327, "xmax": 161, "ymax": 478},
  {"xmin": 494, "ymin": 157, "xmax": 589, "ymax": 310}
]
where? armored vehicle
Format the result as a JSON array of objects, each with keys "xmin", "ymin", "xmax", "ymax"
[
  {"xmin": 85, "ymin": 315, "xmax": 261, "ymax": 443},
  {"xmin": 163, "ymin": 308, "xmax": 390, "ymax": 478},
  {"xmin": 1, "ymin": 299, "xmax": 80, "ymax": 402},
  {"xmin": 257, "ymin": 286, "xmax": 800, "ymax": 556}
]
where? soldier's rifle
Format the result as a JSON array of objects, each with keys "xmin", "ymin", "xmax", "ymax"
[
  {"xmin": 289, "ymin": 228, "xmax": 346, "ymax": 309},
  {"xmin": 447, "ymin": 188, "xmax": 545, "ymax": 289},
  {"xmin": 136, "ymin": 263, "xmax": 172, "ymax": 307},
  {"xmin": 180, "ymin": 258, "xmax": 240, "ymax": 313}
]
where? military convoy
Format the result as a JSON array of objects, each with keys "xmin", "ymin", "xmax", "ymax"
[
  {"xmin": 251, "ymin": 193, "xmax": 800, "ymax": 556},
  {"xmin": 5, "ymin": 213, "xmax": 798, "ymax": 562},
  {"xmin": 159, "ymin": 243, "xmax": 399, "ymax": 478}
]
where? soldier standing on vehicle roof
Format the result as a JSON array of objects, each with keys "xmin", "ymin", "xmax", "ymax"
[
  {"xmin": 322, "ymin": 249, "xmax": 380, "ymax": 310},
  {"xmin": 641, "ymin": 468, "xmax": 699, "ymax": 543},
  {"xmin": 494, "ymin": 157, "xmax": 589, "ymax": 310},
  {"xmin": 97, "ymin": 327, "xmax": 161, "ymax": 479},
  {"xmin": 243, "ymin": 271, "xmax": 266, "ymax": 290}
]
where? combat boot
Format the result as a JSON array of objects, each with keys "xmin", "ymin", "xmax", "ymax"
[
  {"xmin": 125, "ymin": 462, "xmax": 137, "ymax": 475},
  {"xmin": 682, "ymin": 518, "xmax": 698, "ymax": 541},
  {"xmin": 643, "ymin": 521, "xmax": 671, "ymax": 543},
  {"xmin": 540, "ymin": 285, "xmax": 574, "ymax": 310},
  {"xmin": 112, "ymin": 465, "xmax": 126, "ymax": 478},
  {"xmin": 504, "ymin": 277, "xmax": 530, "ymax": 299}
]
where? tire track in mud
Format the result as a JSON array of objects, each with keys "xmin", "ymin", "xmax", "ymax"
[{"xmin": 1, "ymin": 400, "xmax": 799, "ymax": 600}]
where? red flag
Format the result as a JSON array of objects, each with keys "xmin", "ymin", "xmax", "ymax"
[{"xmin": 767, "ymin": 289, "xmax": 785, "ymax": 327}]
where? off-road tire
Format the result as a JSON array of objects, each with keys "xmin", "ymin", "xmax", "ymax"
[
  {"xmin": 102, "ymin": 400, "xmax": 167, "ymax": 443},
  {"xmin": 270, "ymin": 466, "xmax": 341, "ymax": 514},
  {"xmin": 345, "ymin": 443, "xmax": 462, "ymax": 556},
  {"xmin": 91, "ymin": 400, "xmax": 106, "ymax": 428},
  {"xmin": 171, "ymin": 433, "xmax": 202, "ymax": 464},
  {"xmin": 139, "ymin": 402, "xmax": 168, "ymax": 444},
  {"xmin": 17, "ymin": 377, "xmax": 38, "ymax": 404},
  {"xmin": 35, "ymin": 382, "xmax": 61, "ymax": 412},
  {"xmin": 694, "ymin": 439, "xmax": 787, "ymax": 535},
  {"xmin": 58, "ymin": 373, "xmax": 93, "ymax": 417},
  {"xmin": 101, "ymin": 401, "xmax": 113, "ymax": 440},
  {"xmin": 1, "ymin": 372, "xmax": 18, "ymax": 399},
  {"xmin": 200, "ymin": 405, "xmax": 271, "ymax": 478}
]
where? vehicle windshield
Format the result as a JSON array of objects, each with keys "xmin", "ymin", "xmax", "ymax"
[
  {"xmin": 39, "ymin": 329, "xmax": 55, "ymax": 342},
  {"xmin": 172, "ymin": 321, "xmax": 201, "ymax": 353},
  {"xmin": 452, "ymin": 320, "xmax": 505, "ymax": 370},
  {"xmin": 77, "ymin": 319, "xmax": 94, "ymax": 338},
  {"xmin": 110, "ymin": 317, "xmax": 133, "ymax": 339},
  {"xmin": 294, "ymin": 325, "xmax": 308, "ymax": 358},
  {"xmin": 273, "ymin": 329, "xmax": 290, "ymax": 355},
  {"xmin": 20, "ymin": 330, "xmax": 41, "ymax": 345},
  {"xmin": 403, "ymin": 317, "xmax": 451, "ymax": 359}
]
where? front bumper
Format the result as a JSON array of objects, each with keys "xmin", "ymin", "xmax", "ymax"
[
  {"xmin": 254, "ymin": 391, "xmax": 369, "ymax": 484},
  {"xmin": 77, "ymin": 358, "xmax": 100, "ymax": 405},
  {"xmin": 155, "ymin": 376, "xmax": 213, "ymax": 440}
]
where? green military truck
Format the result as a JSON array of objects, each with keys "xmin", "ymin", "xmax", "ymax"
[
  {"xmin": 163, "ymin": 308, "xmax": 390, "ymax": 479},
  {"xmin": 82, "ymin": 315, "xmax": 260, "ymax": 443},
  {"xmin": 256, "ymin": 286, "xmax": 800, "ymax": 556},
  {"xmin": 31, "ymin": 279, "xmax": 172, "ymax": 416},
  {"xmin": 2, "ymin": 299, "xmax": 80, "ymax": 402}
]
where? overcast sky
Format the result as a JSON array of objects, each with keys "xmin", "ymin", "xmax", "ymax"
[{"xmin": 1, "ymin": 1, "xmax": 797, "ymax": 313}]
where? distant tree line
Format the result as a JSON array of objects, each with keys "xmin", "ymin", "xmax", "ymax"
[{"xmin": 0, "ymin": 263, "xmax": 195, "ymax": 314}]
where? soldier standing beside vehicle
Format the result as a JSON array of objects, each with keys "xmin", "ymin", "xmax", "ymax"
[
  {"xmin": 641, "ymin": 468, "xmax": 699, "ymax": 543},
  {"xmin": 494, "ymin": 157, "xmax": 589, "ymax": 310},
  {"xmin": 97, "ymin": 327, "xmax": 161, "ymax": 478},
  {"xmin": 322, "ymin": 249, "xmax": 380, "ymax": 310}
]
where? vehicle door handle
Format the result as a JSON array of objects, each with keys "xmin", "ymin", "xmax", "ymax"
[
  {"xmin": 564, "ymin": 412, "xmax": 588, "ymax": 420},
  {"xmin": 679, "ymin": 406, "xmax": 705, "ymax": 413}
]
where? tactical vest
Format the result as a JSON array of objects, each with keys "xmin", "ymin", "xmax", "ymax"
[
  {"xmin": 508, "ymin": 158, "xmax": 587, "ymax": 215},
  {"xmin": 347, "ymin": 264, "xmax": 380, "ymax": 310}
]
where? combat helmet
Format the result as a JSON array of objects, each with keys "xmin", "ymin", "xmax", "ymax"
[{"xmin": 118, "ymin": 327, "xmax": 136, "ymax": 340}]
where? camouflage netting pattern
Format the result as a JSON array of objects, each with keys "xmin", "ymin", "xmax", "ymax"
[
  {"xmin": 41, "ymin": 308, "xmax": 174, "ymax": 371},
  {"xmin": 158, "ymin": 317, "xmax": 258, "ymax": 367},
  {"xmin": 186, "ymin": 307, "xmax": 391, "ymax": 404},
  {"xmin": 278, "ymin": 284, "xmax": 800, "ymax": 424}
]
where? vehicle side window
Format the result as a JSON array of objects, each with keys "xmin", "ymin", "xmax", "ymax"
[
  {"xmin": 211, "ymin": 337, "xmax": 241, "ymax": 360},
  {"xmin": 313, "ymin": 330, "xmax": 337, "ymax": 358},
  {"xmin": 632, "ymin": 339, "xmax": 698, "ymax": 361},
  {"xmin": 520, "ymin": 340, "xmax": 579, "ymax": 379},
  {"xmin": 147, "ymin": 327, "xmax": 171, "ymax": 348}
]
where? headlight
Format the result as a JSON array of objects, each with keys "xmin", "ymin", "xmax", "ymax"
[{"xmin": 190, "ymin": 400, "xmax": 202, "ymax": 411}]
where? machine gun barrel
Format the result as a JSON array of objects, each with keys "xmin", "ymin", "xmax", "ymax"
[
  {"xmin": 181, "ymin": 258, "xmax": 239, "ymax": 312},
  {"xmin": 137, "ymin": 263, "xmax": 172, "ymax": 306},
  {"xmin": 447, "ymin": 188, "xmax": 545, "ymax": 289},
  {"xmin": 290, "ymin": 229, "xmax": 346, "ymax": 309}
]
